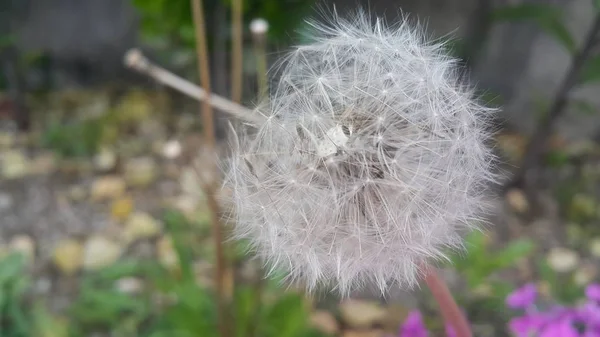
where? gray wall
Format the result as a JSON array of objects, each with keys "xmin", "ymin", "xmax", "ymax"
[{"xmin": 5, "ymin": 0, "xmax": 600, "ymax": 138}]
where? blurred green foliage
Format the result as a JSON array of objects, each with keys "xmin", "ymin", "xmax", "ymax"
[
  {"xmin": 0, "ymin": 253, "xmax": 31, "ymax": 337},
  {"xmin": 0, "ymin": 210, "xmax": 325, "ymax": 337},
  {"xmin": 452, "ymin": 231, "xmax": 535, "ymax": 291},
  {"xmin": 491, "ymin": 4, "xmax": 575, "ymax": 53},
  {"xmin": 41, "ymin": 119, "xmax": 105, "ymax": 158},
  {"xmin": 132, "ymin": 0, "xmax": 315, "ymax": 49}
]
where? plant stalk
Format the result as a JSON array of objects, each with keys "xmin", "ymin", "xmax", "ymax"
[
  {"xmin": 231, "ymin": 0, "xmax": 243, "ymax": 104},
  {"xmin": 424, "ymin": 267, "xmax": 472, "ymax": 337},
  {"xmin": 509, "ymin": 13, "xmax": 600, "ymax": 193},
  {"xmin": 124, "ymin": 49, "xmax": 261, "ymax": 124},
  {"xmin": 190, "ymin": 1, "xmax": 230, "ymax": 337}
]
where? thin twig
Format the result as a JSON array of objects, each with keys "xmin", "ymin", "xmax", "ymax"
[
  {"xmin": 190, "ymin": 1, "xmax": 230, "ymax": 337},
  {"xmin": 459, "ymin": 0, "xmax": 494, "ymax": 67},
  {"xmin": 424, "ymin": 267, "xmax": 472, "ymax": 337},
  {"xmin": 231, "ymin": 0, "xmax": 243, "ymax": 104},
  {"xmin": 124, "ymin": 49, "xmax": 263, "ymax": 125},
  {"xmin": 509, "ymin": 13, "xmax": 600, "ymax": 192},
  {"xmin": 250, "ymin": 19, "xmax": 269, "ymax": 99}
]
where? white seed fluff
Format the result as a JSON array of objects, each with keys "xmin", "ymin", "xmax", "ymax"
[{"xmin": 223, "ymin": 12, "xmax": 497, "ymax": 295}]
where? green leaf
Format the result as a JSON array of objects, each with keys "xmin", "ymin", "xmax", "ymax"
[
  {"xmin": 495, "ymin": 239, "xmax": 535, "ymax": 268},
  {"xmin": 261, "ymin": 293, "xmax": 308, "ymax": 337},
  {"xmin": 492, "ymin": 4, "xmax": 576, "ymax": 53},
  {"xmin": 545, "ymin": 150, "xmax": 570, "ymax": 167},
  {"xmin": 0, "ymin": 253, "xmax": 27, "ymax": 284},
  {"xmin": 580, "ymin": 56, "xmax": 600, "ymax": 84},
  {"xmin": 572, "ymin": 99, "xmax": 598, "ymax": 114}
]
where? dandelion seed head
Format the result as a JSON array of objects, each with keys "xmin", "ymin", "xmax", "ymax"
[{"xmin": 223, "ymin": 10, "xmax": 498, "ymax": 296}]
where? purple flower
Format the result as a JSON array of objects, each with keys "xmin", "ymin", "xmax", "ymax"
[
  {"xmin": 586, "ymin": 284, "xmax": 600, "ymax": 302},
  {"xmin": 509, "ymin": 314, "xmax": 548, "ymax": 337},
  {"xmin": 400, "ymin": 311, "xmax": 428, "ymax": 337},
  {"xmin": 583, "ymin": 328, "xmax": 600, "ymax": 337},
  {"xmin": 581, "ymin": 302, "xmax": 600, "ymax": 327},
  {"xmin": 539, "ymin": 318, "xmax": 579, "ymax": 337},
  {"xmin": 507, "ymin": 283, "xmax": 538, "ymax": 309}
]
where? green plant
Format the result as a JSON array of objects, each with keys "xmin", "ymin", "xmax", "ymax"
[
  {"xmin": 132, "ymin": 0, "xmax": 315, "ymax": 49},
  {"xmin": 0, "ymin": 253, "xmax": 32, "ymax": 337},
  {"xmin": 451, "ymin": 231, "xmax": 535, "ymax": 290},
  {"xmin": 41, "ymin": 118, "xmax": 105, "ymax": 158}
]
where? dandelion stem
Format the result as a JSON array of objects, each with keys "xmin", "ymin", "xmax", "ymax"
[
  {"xmin": 423, "ymin": 267, "xmax": 472, "ymax": 337},
  {"xmin": 191, "ymin": 1, "xmax": 230, "ymax": 337}
]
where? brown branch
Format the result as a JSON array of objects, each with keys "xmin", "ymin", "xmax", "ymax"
[
  {"xmin": 124, "ymin": 49, "xmax": 262, "ymax": 124},
  {"xmin": 190, "ymin": 1, "xmax": 230, "ymax": 337},
  {"xmin": 508, "ymin": 13, "xmax": 600, "ymax": 192}
]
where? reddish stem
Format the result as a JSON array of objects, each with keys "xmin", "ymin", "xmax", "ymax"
[{"xmin": 423, "ymin": 267, "xmax": 472, "ymax": 337}]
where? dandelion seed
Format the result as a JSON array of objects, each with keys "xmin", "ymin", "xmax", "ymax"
[{"xmin": 223, "ymin": 9, "xmax": 498, "ymax": 295}]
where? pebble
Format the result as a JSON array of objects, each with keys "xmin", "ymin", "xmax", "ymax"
[
  {"xmin": 90, "ymin": 176, "xmax": 126, "ymax": 201},
  {"xmin": 83, "ymin": 236, "xmax": 123, "ymax": 270},
  {"xmin": 547, "ymin": 247, "xmax": 579, "ymax": 273},
  {"xmin": 339, "ymin": 299, "xmax": 387, "ymax": 328},
  {"xmin": 123, "ymin": 212, "xmax": 161, "ymax": 244},
  {"xmin": 124, "ymin": 157, "xmax": 158, "ymax": 187},
  {"xmin": 9, "ymin": 235, "xmax": 35, "ymax": 264},
  {"xmin": 53, "ymin": 239, "xmax": 84, "ymax": 275},
  {"xmin": 310, "ymin": 310, "xmax": 339, "ymax": 335}
]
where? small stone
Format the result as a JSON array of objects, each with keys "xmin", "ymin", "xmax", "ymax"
[
  {"xmin": 67, "ymin": 186, "xmax": 87, "ymax": 201},
  {"xmin": 53, "ymin": 239, "xmax": 84, "ymax": 274},
  {"xmin": 342, "ymin": 330, "xmax": 385, "ymax": 337},
  {"xmin": 9, "ymin": 235, "xmax": 35, "ymax": 263},
  {"xmin": 29, "ymin": 152, "xmax": 57, "ymax": 175},
  {"xmin": 123, "ymin": 212, "xmax": 161, "ymax": 244},
  {"xmin": 506, "ymin": 188, "xmax": 529, "ymax": 213},
  {"xmin": 574, "ymin": 264, "xmax": 597, "ymax": 286},
  {"xmin": 157, "ymin": 235, "xmax": 178, "ymax": 270},
  {"xmin": 34, "ymin": 277, "xmax": 52, "ymax": 294},
  {"xmin": 110, "ymin": 197, "xmax": 134, "ymax": 222},
  {"xmin": 310, "ymin": 310, "xmax": 339, "ymax": 335},
  {"xmin": 180, "ymin": 167, "xmax": 204, "ymax": 198},
  {"xmin": 115, "ymin": 277, "xmax": 144, "ymax": 294},
  {"xmin": 162, "ymin": 140, "xmax": 182, "ymax": 159},
  {"xmin": 1, "ymin": 150, "xmax": 29, "ymax": 179},
  {"xmin": 547, "ymin": 247, "xmax": 579, "ymax": 273},
  {"xmin": 124, "ymin": 157, "xmax": 158, "ymax": 187},
  {"xmin": 93, "ymin": 147, "xmax": 117, "ymax": 172},
  {"xmin": 381, "ymin": 304, "xmax": 410, "ymax": 332},
  {"xmin": 590, "ymin": 238, "xmax": 600, "ymax": 258},
  {"xmin": 0, "ymin": 131, "xmax": 16, "ymax": 148},
  {"xmin": 0, "ymin": 192, "xmax": 13, "ymax": 211},
  {"xmin": 90, "ymin": 176, "xmax": 126, "ymax": 201},
  {"xmin": 339, "ymin": 299, "xmax": 387, "ymax": 328},
  {"xmin": 83, "ymin": 236, "xmax": 123, "ymax": 270}
]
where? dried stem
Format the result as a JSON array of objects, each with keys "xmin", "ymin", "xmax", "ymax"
[
  {"xmin": 246, "ymin": 19, "xmax": 270, "ymax": 337},
  {"xmin": 251, "ymin": 21, "xmax": 269, "ymax": 98},
  {"xmin": 231, "ymin": 0, "xmax": 243, "ymax": 104},
  {"xmin": 190, "ymin": 1, "xmax": 229, "ymax": 337},
  {"xmin": 424, "ymin": 267, "xmax": 472, "ymax": 337},
  {"xmin": 124, "ymin": 49, "xmax": 263, "ymax": 125},
  {"xmin": 509, "ymin": 13, "xmax": 600, "ymax": 193}
]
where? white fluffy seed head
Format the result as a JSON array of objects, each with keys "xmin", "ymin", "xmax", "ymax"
[{"xmin": 222, "ymin": 10, "xmax": 498, "ymax": 296}]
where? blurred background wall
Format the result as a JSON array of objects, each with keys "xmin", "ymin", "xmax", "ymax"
[{"xmin": 3, "ymin": 0, "xmax": 600, "ymax": 138}]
